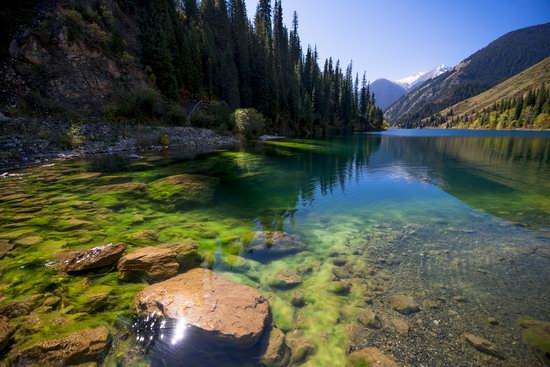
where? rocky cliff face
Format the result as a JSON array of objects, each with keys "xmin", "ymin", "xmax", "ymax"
[{"xmin": 0, "ymin": 0, "xmax": 147, "ymax": 118}]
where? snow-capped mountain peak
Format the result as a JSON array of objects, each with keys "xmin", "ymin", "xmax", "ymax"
[{"xmin": 396, "ymin": 64, "xmax": 451, "ymax": 91}]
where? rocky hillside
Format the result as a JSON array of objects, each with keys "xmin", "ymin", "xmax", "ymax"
[
  {"xmin": 429, "ymin": 57, "xmax": 550, "ymax": 129},
  {"xmin": 0, "ymin": 0, "xmax": 148, "ymax": 118},
  {"xmin": 385, "ymin": 23, "xmax": 550, "ymax": 127}
]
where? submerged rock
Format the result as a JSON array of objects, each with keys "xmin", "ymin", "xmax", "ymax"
[
  {"xmin": 8, "ymin": 326, "xmax": 110, "ymax": 366},
  {"xmin": 94, "ymin": 182, "xmax": 146, "ymax": 194},
  {"xmin": 347, "ymin": 347, "xmax": 399, "ymax": 367},
  {"xmin": 57, "ymin": 243, "xmax": 126, "ymax": 273},
  {"xmin": 118, "ymin": 241, "xmax": 202, "ymax": 282},
  {"xmin": 519, "ymin": 318, "xmax": 550, "ymax": 364},
  {"xmin": 0, "ymin": 294, "xmax": 43, "ymax": 318},
  {"xmin": 357, "ymin": 310, "xmax": 382, "ymax": 329},
  {"xmin": 0, "ymin": 240, "xmax": 13, "ymax": 259},
  {"xmin": 286, "ymin": 331, "xmax": 316, "ymax": 365},
  {"xmin": 463, "ymin": 333, "xmax": 504, "ymax": 360},
  {"xmin": 268, "ymin": 270, "xmax": 302, "ymax": 289},
  {"xmin": 134, "ymin": 268, "xmax": 270, "ymax": 348},
  {"xmin": 291, "ymin": 291, "xmax": 305, "ymax": 308},
  {"xmin": 0, "ymin": 316, "xmax": 15, "ymax": 353},
  {"xmin": 329, "ymin": 281, "xmax": 352, "ymax": 296},
  {"xmin": 390, "ymin": 294, "xmax": 420, "ymax": 315},
  {"xmin": 56, "ymin": 218, "xmax": 98, "ymax": 231},
  {"xmin": 260, "ymin": 327, "xmax": 290, "ymax": 367},
  {"xmin": 127, "ymin": 229, "xmax": 159, "ymax": 244},
  {"xmin": 146, "ymin": 174, "xmax": 219, "ymax": 204},
  {"xmin": 390, "ymin": 318, "xmax": 410, "ymax": 335},
  {"xmin": 244, "ymin": 231, "xmax": 306, "ymax": 262}
]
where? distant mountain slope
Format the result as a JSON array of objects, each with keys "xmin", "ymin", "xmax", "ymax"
[
  {"xmin": 370, "ymin": 78, "xmax": 407, "ymax": 110},
  {"xmin": 385, "ymin": 22, "xmax": 550, "ymax": 127},
  {"xmin": 431, "ymin": 57, "xmax": 550, "ymax": 128},
  {"xmin": 427, "ymin": 57, "xmax": 550, "ymax": 129},
  {"xmin": 395, "ymin": 64, "xmax": 451, "ymax": 91}
]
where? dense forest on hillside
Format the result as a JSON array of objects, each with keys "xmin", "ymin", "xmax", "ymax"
[
  {"xmin": 0, "ymin": 0, "xmax": 385, "ymax": 136},
  {"xmin": 433, "ymin": 84, "xmax": 550, "ymax": 129},
  {"xmin": 133, "ymin": 0, "xmax": 385, "ymax": 135}
]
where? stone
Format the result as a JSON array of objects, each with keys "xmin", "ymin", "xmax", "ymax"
[
  {"xmin": 390, "ymin": 318, "xmax": 410, "ymax": 335},
  {"xmin": 332, "ymin": 257, "xmax": 347, "ymax": 266},
  {"xmin": 357, "ymin": 310, "xmax": 382, "ymax": 329},
  {"xmin": 86, "ymin": 293, "xmax": 110, "ymax": 312},
  {"xmin": 56, "ymin": 218, "xmax": 98, "ymax": 231},
  {"xmin": 390, "ymin": 294, "xmax": 420, "ymax": 315},
  {"xmin": 0, "ymin": 112, "xmax": 11, "ymax": 123},
  {"xmin": 453, "ymin": 295, "xmax": 467, "ymax": 303},
  {"xmin": 0, "ymin": 240, "xmax": 13, "ymax": 259},
  {"xmin": 260, "ymin": 327, "xmax": 290, "ymax": 367},
  {"xmin": 118, "ymin": 241, "xmax": 201, "ymax": 282},
  {"xmin": 15, "ymin": 236, "xmax": 42, "ymax": 246},
  {"xmin": 332, "ymin": 266, "xmax": 353, "ymax": 280},
  {"xmin": 146, "ymin": 174, "xmax": 219, "ymax": 204},
  {"xmin": 268, "ymin": 270, "xmax": 302, "ymax": 289},
  {"xmin": 8, "ymin": 327, "xmax": 109, "ymax": 366},
  {"xmin": 519, "ymin": 318, "xmax": 550, "ymax": 365},
  {"xmin": 291, "ymin": 291, "xmax": 305, "ymax": 308},
  {"xmin": 463, "ymin": 333, "xmax": 505, "ymax": 360},
  {"xmin": 0, "ymin": 294, "xmax": 43, "ymax": 318},
  {"xmin": 127, "ymin": 230, "xmax": 159, "ymax": 243},
  {"xmin": 243, "ymin": 231, "xmax": 306, "ymax": 262},
  {"xmin": 0, "ymin": 316, "xmax": 15, "ymax": 353},
  {"xmin": 329, "ymin": 281, "xmax": 351, "ymax": 296},
  {"xmin": 134, "ymin": 268, "xmax": 270, "ymax": 348},
  {"xmin": 347, "ymin": 347, "xmax": 399, "ymax": 367},
  {"xmin": 94, "ymin": 182, "xmax": 145, "ymax": 194},
  {"xmin": 487, "ymin": 317, "xmax": 499, "ymax": 326},
  {"xmin": 286, "ymin": 331, "xmax": 316, "ymax": 365},
  {"xmin": 57, "ymin": 243, "xmax": 126, "ymax": 273}
]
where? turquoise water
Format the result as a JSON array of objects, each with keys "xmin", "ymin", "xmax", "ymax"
[{"xmin": 0, "ymin": 130, "xmax": 549, "ymax": 366}]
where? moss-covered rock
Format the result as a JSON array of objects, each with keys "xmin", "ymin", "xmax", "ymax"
[
  {"xmin": 519, "ymin": 318, "xmax": 550, "ymax": 365},
  {"xmin": 146, "ymin": 174, "xmax": 219, "ymax": 204},
  {"xmin": 7, "ymin": 326, "xmax": 110, "ymax": 366}
]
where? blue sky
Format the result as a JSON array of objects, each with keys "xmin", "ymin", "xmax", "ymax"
[{"xmin": 244, "ymin": 0, "xmax": 550, "ymax": 81}]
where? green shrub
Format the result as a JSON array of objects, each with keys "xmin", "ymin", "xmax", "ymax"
[
  {"xmin": 103, "ymin": 88, "xmax": 162, "ymax": 123},
  {"xmin": 165, "ymin": 103, "xmax": 187, "ymax": 125},
  {"xmin": 64, "ymin": 123, "xmax": 85, "ymax": 150},
  {"xmin": 159, "ymin": 134, "xmax": 170, "ymax": 147},
  {"xmin": 232, "ymin": 108, "xmax": 267, "ymax": 139},
  {"xmin": 86, "ymin": 22, "xmax": 108, "ymax": 47},
  {"xmin": 191, "ymin": 102, "xmax": 232, "ymax": 131},
  {"xmin": 63, "ymin": 9, "xmax": 84, "ymax": 41}
]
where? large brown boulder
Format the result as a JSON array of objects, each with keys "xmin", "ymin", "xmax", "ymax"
[
  {"xmin": 57, "ymin": 243, "xmax": 126, "ymax": 273},
  {"xmin": 8, "ymin": 327, "xmax": 110, "ymax": 366},
  {"xmin": 118, "ymin": 241, "xmax": 202, "ymax": 282},
  {"xmin": 134, "ymin": 268, "xmax": 270, "ymax": 348},
  {"xmin": 243, "ymin": 231, "xmax": 306, "ymax": 262}
]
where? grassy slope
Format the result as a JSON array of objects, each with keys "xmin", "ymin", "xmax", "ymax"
[{"xmin": 433, "ymin": 57, "xmax": 550, "ymax": 127}]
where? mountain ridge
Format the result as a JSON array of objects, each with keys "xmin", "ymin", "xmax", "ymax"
[{"xmin": 385, "ymin": 22, "xmax": 550, "ymax": 127}]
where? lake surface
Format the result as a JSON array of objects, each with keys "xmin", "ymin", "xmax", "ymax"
[{"xmin": 0, "ymin": 129, "xmax": 549, "ymax": 366}]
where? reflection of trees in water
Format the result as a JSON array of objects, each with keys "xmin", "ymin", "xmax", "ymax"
[
  {"xmin": 206, "ymin": 137, "xmax": 382, "ymax": 231},
  {"xmin": 376, "ymin": 135, "xmax": 550, "ymax": 228}
]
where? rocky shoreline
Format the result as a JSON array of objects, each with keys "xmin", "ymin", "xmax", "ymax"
[{"xmin": 0, "ymin": 117, "xmax": 235, "ymax": 171}]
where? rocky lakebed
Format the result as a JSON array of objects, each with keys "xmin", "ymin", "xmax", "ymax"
[{"xmin": 0, "ymin": 134, "xmax": 549, "ymax": 366}]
